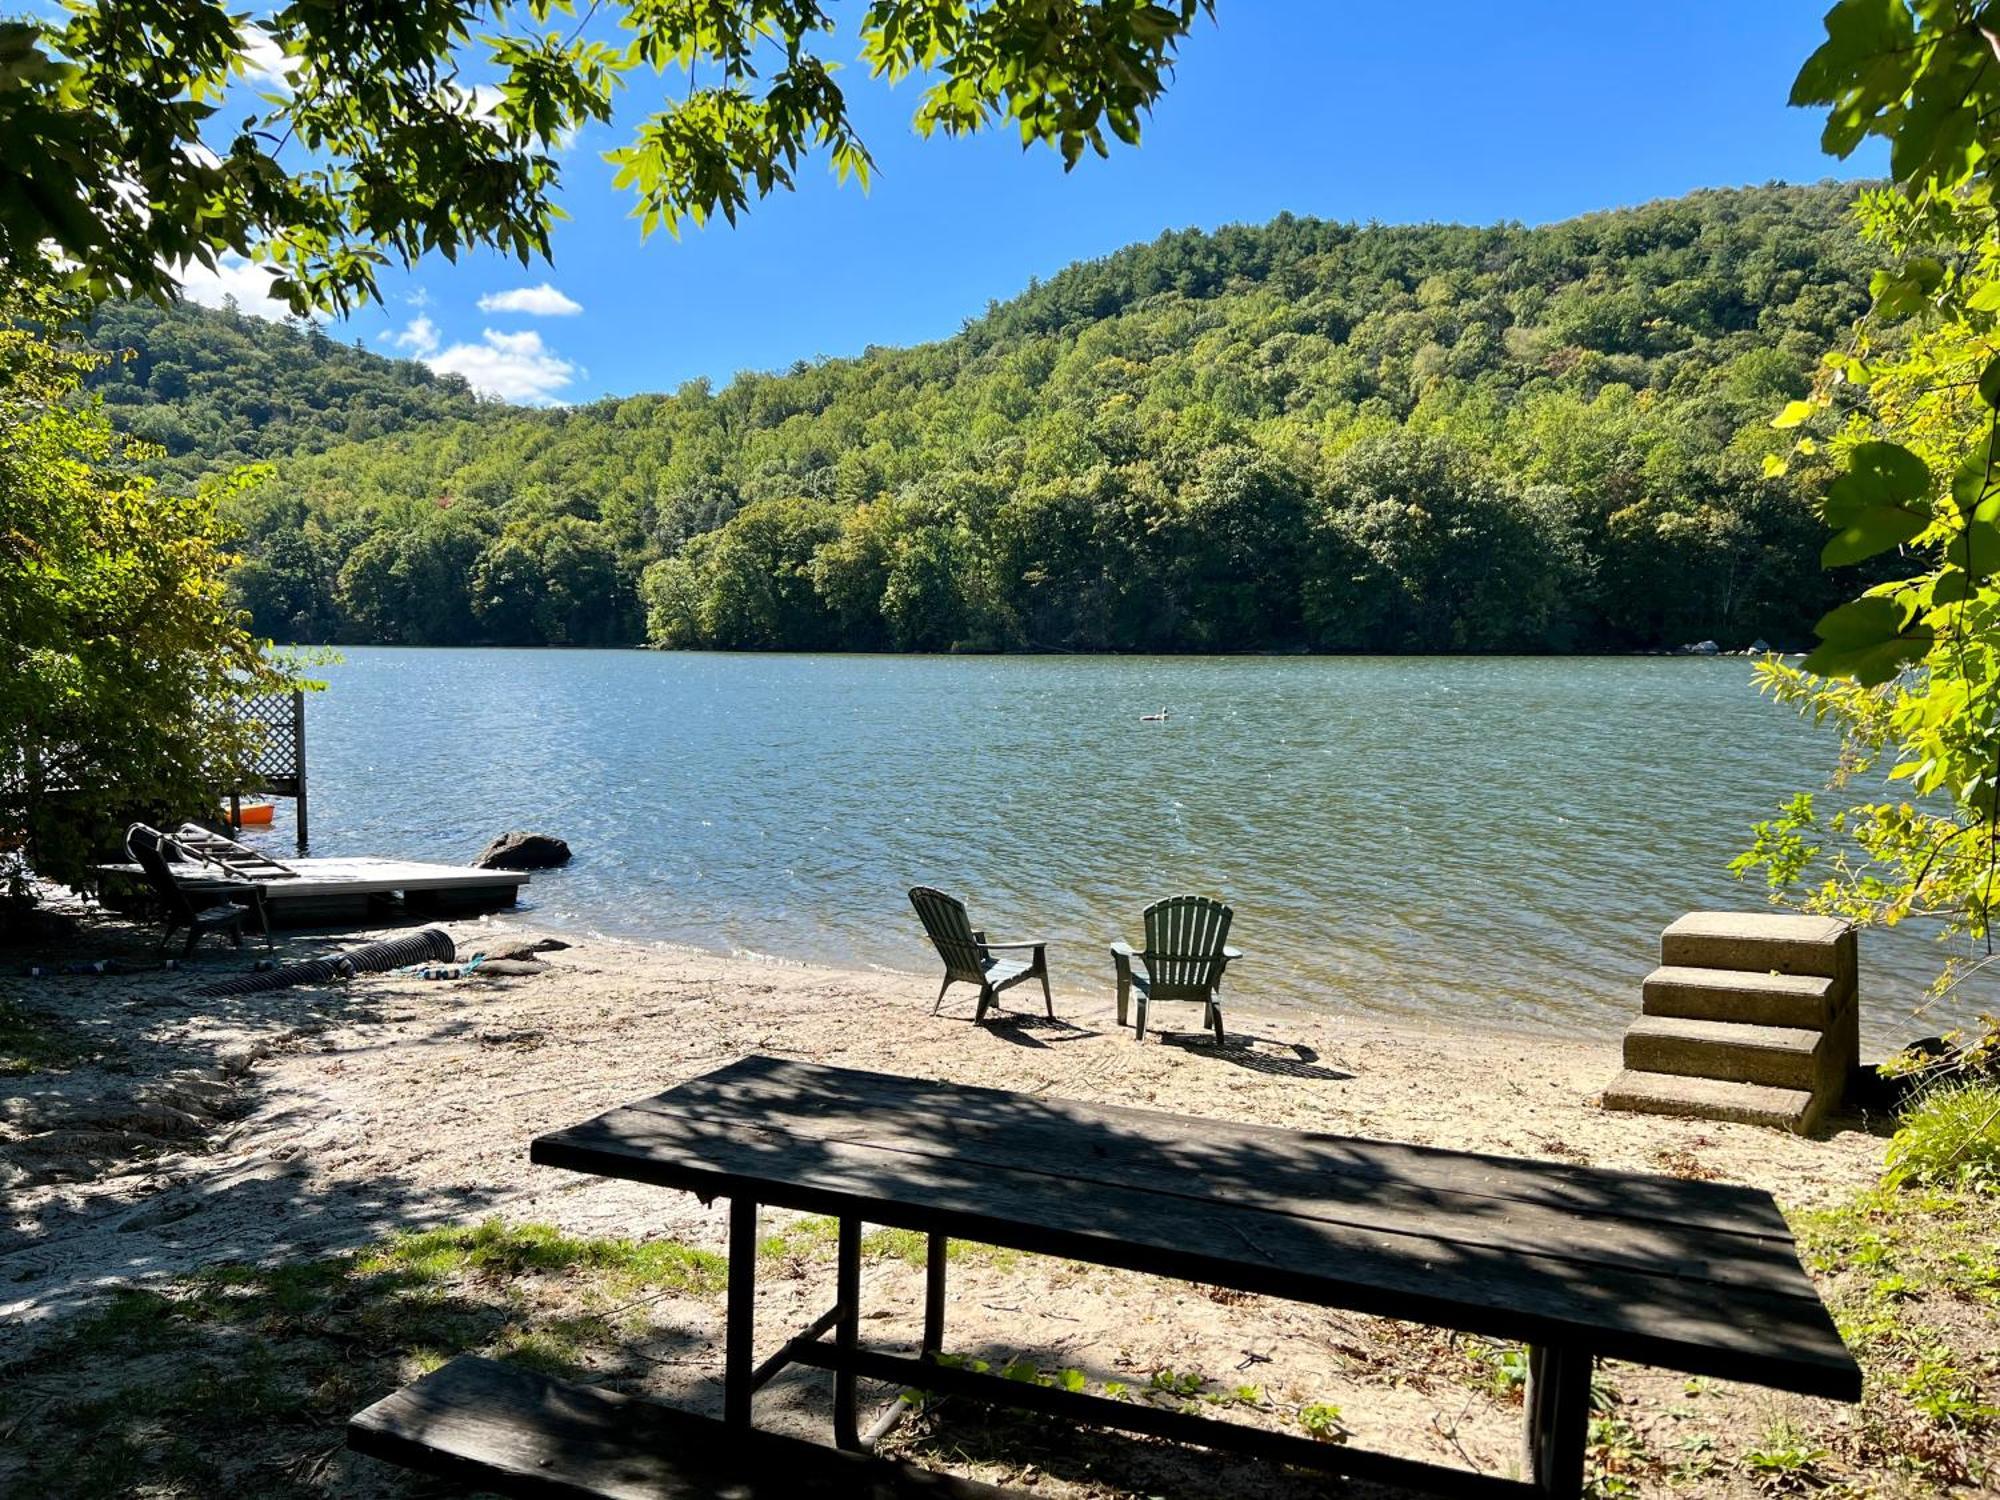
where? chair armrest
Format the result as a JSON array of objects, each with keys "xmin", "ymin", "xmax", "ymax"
[
  {"xmin": 978, "ymin": 940, "xmax": 1046, "ymax": 951},
  {"xmin": 971, "ymin": 929, "xmax": 987, "ymax": 945},
  {"xmin": 1109, "ymin": 941, "xmax": 1137, "ymax": 958},
  {"xmin": 1222, "ymin": 946, "xmax": 1244, "ymax": 960}
]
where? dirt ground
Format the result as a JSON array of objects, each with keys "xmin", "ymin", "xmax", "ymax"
[{"xmin": 0, "ymin": 908, "xmax": 1920, "ymax": 1496}]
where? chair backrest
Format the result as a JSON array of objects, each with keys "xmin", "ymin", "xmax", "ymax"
[
  {"xmin": 126, "ymin": 824, "xmax": 197, "ymax": 922},
  {"xmin": 909, "ymin": 886, "xmax": 987, "ymax": 983},
  {"xmin": 174, "ymin": 822, "xmax": 297, "ymax": 879},
  {"xmin": 1142, "ymin": 894, "xmax": 1233, "ymax": 995}
]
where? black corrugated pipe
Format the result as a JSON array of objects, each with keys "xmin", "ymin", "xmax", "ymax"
[{"xmin": 193, "ymin": 928, "xmax": 455, "ymax": 997}]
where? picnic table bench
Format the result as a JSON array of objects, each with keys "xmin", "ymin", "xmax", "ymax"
[{"xmin": 351, "ymin": 1054, "xmax": 1858, "ymax": 1499}]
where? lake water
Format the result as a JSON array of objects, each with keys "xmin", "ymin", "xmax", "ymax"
[{"xmin": 258, "ymin": 649, "xmax": 1960, "ymax": 1047}]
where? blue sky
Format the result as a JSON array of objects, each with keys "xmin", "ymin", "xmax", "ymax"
[{"xmin": 188, "ymin": 2, "xmax": 1886, "ymax": 404}]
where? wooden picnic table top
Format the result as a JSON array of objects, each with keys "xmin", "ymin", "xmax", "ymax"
[{"xmin": 531, "ymin": 1055, "xmax": 1860, "ymax": 1403}]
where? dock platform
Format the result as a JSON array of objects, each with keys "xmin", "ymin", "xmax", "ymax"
[{"xmin": 96, "ymin": 856, "xmax": 529, "ymax": 927}]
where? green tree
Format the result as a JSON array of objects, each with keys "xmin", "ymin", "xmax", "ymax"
[
  {"xmin": 0, "ymin": 284, "xmax": 297, "ymax": 911},
  {"xmin": 89, "ymin": 182, "xmax": 1878, "ymax": 653},
  {"xmin": 1304, "ymin": 432, "xmax": 1578, "ymax": 652},
  {"xmin": 3, "ymin": 1, "xmax": 1212, "ymax": 315},
  {"xmin": 470, "ymin": 517, "xmax": 630, "ymax": 645},
  {"xmin": 338, "ymin": 510, "xmax": 491, "ymax": 644},
  {"xmin": 231, "ymin": 507, "xmax": 347, "ymax": 642},
  {"xmin": 1170, "ymin": 447, "xmax": 1310, "ymax": 648},
  {"xmin": 1736, "ymin": 2, "xmax": 2000, "ymax": 1073}
]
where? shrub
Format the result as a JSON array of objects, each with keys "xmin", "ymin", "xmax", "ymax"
[{"xmin": 1884, "ymin": 1082, "xmax": 2000, "ymax": 1191}]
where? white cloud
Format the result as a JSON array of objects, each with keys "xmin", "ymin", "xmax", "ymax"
[
  {"xmin": 173, "ymin": 252, "xmax": 292, "ymax": 320},
  {"xmin": 445, "ymin": 82, "xmax": 507, "ymax": 120},
  {"xmin": 390, "ymin": 315, "xmax": 440, "ymax": 356},
  {"xmin": 477, "ymin": 282, "xmax": 583, "ymax": 317},
  {"xmin": 423, "ymin": 327, "xmax": 578, "ymax": 404},
  {"xmin": 237, "ymin": 25, "xmax": 298, "ymax": 89}
]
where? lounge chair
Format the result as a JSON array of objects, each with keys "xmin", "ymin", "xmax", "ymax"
[
  {"xmin": 1112, "ymin": 894, "xmax": 1240, "ymax": 1043},
  {"xmin": 909, "ymin": 886, "xmax": 1053, "ymax": 1022},
  {"xmin": 126, "ymin": 824, "xmax": 273, "ymax": 959}
]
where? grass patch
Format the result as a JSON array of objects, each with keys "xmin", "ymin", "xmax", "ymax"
[
  {"xmin": 0, "ymin": 1218, "xmax": 728, "ymax": 1499},
  {"xmin": 1788, "ymin": 1182, "xmax": 2000, "ymax": 1491},
  {"xmin": 757, "ymin": 1213, "xmax": 1017, "ymax": 1271},
  {"xmin": 0, "ymin": 995, "xmax": 82, "ymax": 1074},
  {"xmin": 359, "ymin": 1217, "xmax": 727, "ymax": 1297}
]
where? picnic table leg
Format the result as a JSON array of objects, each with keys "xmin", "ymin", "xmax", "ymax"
[
  {"xmin": 922, "ymin": 1231, "xmax": 947, "ymax": 1356},
  {"xmin": 724, "ymin": 1197, "xmax": 758, "ymax": 1429},
  {"xmin": 1522, "ymin": 1344, "xmax": 1592, "ymax": 1498},
  {"xmin": 834, "ymin": 1215, "xmax": 863, "ymax": 1450}
]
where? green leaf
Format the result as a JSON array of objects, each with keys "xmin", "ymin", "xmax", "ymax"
[
  {"xmin": 1930, "ymin": 568, "xmax": 1974, "ymax": 605},
  {"xmin": 1947, "ymin": 518, "xmax": 2000, "ymax": 581},
  {"xmin": 1773, "ymin": 400, "xmax": 1818, "ymax": 429},
  {"xmin": 1823, "ymin": 509, "xmax": 1929, "ymax": 566},
  {"xmin": 1802, "ymin": 596, "xmax": 1933, "ymax": 685},
  {"xmin": 1821, "ymin": 441, "xmax": 1933, "ymax": 564},
  {"xmin": 1952, "ymin": 434, "xmax": 2000, "ymax": 513},
  {"xmin": 1982, "ymin": 357, "xmax": 2000, "ymax": 410}
]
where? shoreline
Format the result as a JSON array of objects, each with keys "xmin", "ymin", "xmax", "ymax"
[{"xmin": 2, "ymin": 912, "xmax": 1888, "ymax": 1324}]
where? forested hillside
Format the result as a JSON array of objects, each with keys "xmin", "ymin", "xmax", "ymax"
[
  {"xmin": 81, "ymin": 299, "xmax": 488, "ymax": 484},
  {"xmin": 218, "ymin": 182, "xmax": 1873, "ymax": 651}
]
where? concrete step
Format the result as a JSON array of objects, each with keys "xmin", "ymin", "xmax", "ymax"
[
  {"xmin": 1642, "ymin": 965, "xmax": 1840, "ymax": 1029},
  {"xmin": 1623, "ymin": 1014, "xmax": 1827, "ymax": 1091},
  {"xmin": 1660, "ymin": 911, "xmax": 1855, "ymax": 981},
  {"xmin": 1601, "ymin": 1069, "xmax": 1823, "ymax": 1133}
]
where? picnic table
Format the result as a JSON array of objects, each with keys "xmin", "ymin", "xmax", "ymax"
[{"xmin": 511, "ymin": 1055, "xmax": 1858, "ymax": 1499}]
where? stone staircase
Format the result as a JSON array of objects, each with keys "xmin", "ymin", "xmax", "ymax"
[{"xmin": 1603, "ymin": 912, "xmax": 1858, "ymax": 1134}]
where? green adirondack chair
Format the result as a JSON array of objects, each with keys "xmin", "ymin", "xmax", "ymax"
[
  {"xmin": 909, "ymin": 886, "xmax": 1053, "ymax": 1022},
  {"xmin": 1112, "ymin": 895, "xmax": 1241, "ymax": 1043}
]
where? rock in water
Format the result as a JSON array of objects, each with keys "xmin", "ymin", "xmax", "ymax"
[{"xmin": 475, "ymin": 831, "xmax": 572, "ymax": 869}]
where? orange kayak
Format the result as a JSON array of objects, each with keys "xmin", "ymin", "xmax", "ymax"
[{"xmin": 228, "ymin": 802, "xmax": 275, "ymax": 827}]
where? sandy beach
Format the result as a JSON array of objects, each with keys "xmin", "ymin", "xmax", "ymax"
[{"xmin": 0, "ymin": 910, "xmax": 1902, "ymax": 1495}]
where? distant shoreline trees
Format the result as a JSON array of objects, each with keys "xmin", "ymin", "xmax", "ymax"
[{"xmin": 193, "ymin": 183, "xmax": 1874, "ymax": 654}]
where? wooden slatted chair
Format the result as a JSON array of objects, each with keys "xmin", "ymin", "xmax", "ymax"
[
  {"xmin": 909, "ymin": 886, "xmax": 1053, "ymax": 1022},
  {"xmin": 1112, "ymin": 894, "xmax": 1241, "ymax": 1043},
  {"xmin": 126, "ymin": 824, "xmax": 273, "ymax": 960}
]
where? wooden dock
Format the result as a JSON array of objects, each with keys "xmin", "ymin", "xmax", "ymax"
[{"xmin": 96, "ymin": 856, "xmax": 529, "ymax": 927}]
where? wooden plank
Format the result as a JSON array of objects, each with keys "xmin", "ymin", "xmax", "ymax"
[
  {"xmin": 666, "ymin": 1057, "xmax": 1795, "ymax": 1242},
  {"xmin": 533, "ymin": 1100, "xmax": 1860, "ymax": 1400},
  {"xmin": 628, "ymin": 1061, "xmax": 1816, "ymax": 1298},
  {"xmin": 349, "ymin": 1355, "xmax": 1025, "ymax": 1499},
  {"xmin": 92, "ymin": 857, "xmax": 530, "ymax": 901}
]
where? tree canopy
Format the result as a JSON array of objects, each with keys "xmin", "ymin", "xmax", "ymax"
[
  {"xmin": 77, "ymin": 297, "xmax": 489, "ymax": 484},
  {"xmin": 1, "ymin": 0, "xmax": 1210, "ymax": 316},
  {"xmin": 1733, "ymin": 0, "xmax": 2000, "ymax": 1076},
  {"xmin": 183, "ymin": 182, "xmax": 1876, "ymax": 652}
]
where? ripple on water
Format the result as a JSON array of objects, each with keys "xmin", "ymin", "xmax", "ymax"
[{"xmin": 251, "ymin": 649, "xmax": 1961, "ymax": 1046}]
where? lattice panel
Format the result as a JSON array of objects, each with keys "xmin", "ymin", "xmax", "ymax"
[{"xmin": 233, "ymin": 691, "xmax": 303, "ymax": 784}]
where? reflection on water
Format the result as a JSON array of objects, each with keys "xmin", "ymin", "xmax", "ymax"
[{"xmin": 258, "ymin": 648, "xmax": 1961, "ymax": 1045}]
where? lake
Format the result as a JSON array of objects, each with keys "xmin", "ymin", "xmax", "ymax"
[{"xmin": 263, "ymin": 649, "xmax": 1957, "ymax": 1047}]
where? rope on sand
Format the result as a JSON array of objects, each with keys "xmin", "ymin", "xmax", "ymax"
[{"xmin": 192, "ymin": 928, "xmax": 455, "ymax": 997}]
